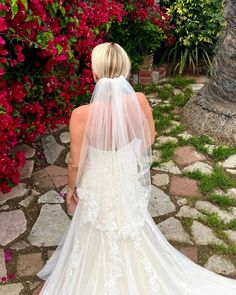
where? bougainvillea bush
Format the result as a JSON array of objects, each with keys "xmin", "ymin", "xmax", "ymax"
[
  {"xmin": 0, "ymin": 0, "xmax": 126, "ymax": 193},
  {"xmin": 0, "ymin": 0, "xmax": 174, "ymax": 193}
]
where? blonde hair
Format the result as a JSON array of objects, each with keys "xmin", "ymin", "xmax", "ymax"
[{"xmin": 91, "ymin": 42, "xmax": 131, "ymax": 79}]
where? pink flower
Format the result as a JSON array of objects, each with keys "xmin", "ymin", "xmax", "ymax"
[
  {"xmin": 0, "ymin": 36, "xmax": 5, "ymax": 45},
  {"xmin": 0, "ymin": 17, "xmax": 7, "ymax": 32},
  {"xmin": 0, "ymin": 67, "xmax": 5, "ymax": 76}
]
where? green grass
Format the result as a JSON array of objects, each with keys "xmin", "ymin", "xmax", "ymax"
[
  {"xmin": 181, "ymin": 217, "xmax": 193, "ymax": 234},
  {"xmin": 197, "ymin": 212, "xmax": 236, "ymax": 244},
  {"xmin": 185, "ymin": 166, "xmax": 235, "ymax": 194},
  {"xmin": 158, "ymin": 104, "xmax": 174, "ymax": 112},
  {"xmin": 209, "ymin": 243, "xmax": 236, "ymax": 255},
  {"xmin": 133, "ymin": 83, "xmax": 160, "ymax": 94},
  {"xmin": 168, "ymin": 76, "xmax": 195, "ymax": 88},
  {"xmin": 178, "ymin": 134, "xmax": 214, "ymax": 154},
  {"xmin": 208, "ymin": 193, "xmax": 236, "ymax": 209},
  {"xmin": 158, "ymin": 85, "xmax": 174, "ymax": 101},
  {"xmin": 198, "ymin": 211, "xmax": 236, "ymax": 231},
  {"xmin": 200, "ymin": 166, "xmax": 234, "ymax": 193},
  {"xmin": 211, "ymin": 145, "xmax": 236, "ymax": 161},
  {"xmin": 168, "ymin": 125, "xmax": 185, "ymax": 136},
  {"xmin": 171, "ymin": 88, "xmax": 193, "ymax": 107},
  {"xmin": 157, "ymin": 141, "xmax": 178, "ymax": 162}
]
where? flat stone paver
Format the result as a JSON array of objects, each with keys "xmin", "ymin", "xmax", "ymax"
[
  {"xmin": 191, "ymin": 221, "xmax": 226, "ymax": 246},
  {"xmin": 38, "ymin": 190, "xmax": 64, "ymax": 204},
  {"xmin": 0, "ymin": 210, "xmax": 27, "ymax": 246},
  {"xmin": 195, "ymin": 201, "xmax": 236, "ymax": 222},
  {"xmin": 176, "ymin": 206, "xmax": 204, "ymax": 219},
  {"xmin": 169, "ymin": 176, "xmax": 201, "ymax": 197},
  {"xmin": 10, "ymin": 240, "xmax": 30, "ymax": 250},
  {"xmin": 0, "ymin": 283, "xmax": 24, "ymax": 294},
  {"xmin": 153, "ymin": 160, "xmax": 182, "ymax": 175},
  {"xmin": 204, "ymin": 255, "xmax": 236, "ymax": 275},
  {"xmin": 32, "ymin": 165, "xmax": 68, "ymax": 190},
  {"xmin": 152, "ymin": 173, "xmax": 169, "ymax": 187},
  {"xmin": 0, "ymin": 249, "xmax": 7, "ymax": 278},
  {"xmin": 20, "ymin": 160, "xmax": 34, "ymax": 179},
  {"xmin": 175, "ymin": 246, "xmax": 198, "ymax": 263},
  {"xmin": 60, "ymin": 132, "xmax": 70, "ymax": 144},
  {"xmin": 156, "ymin": 136, "xmax": 178, "ymax": 144},
  {"xmin": 182, "ymin": 161, "xmax": 213, "ymax": 175},
  {"xmin": 13, "ymin": 144, "xmax": 36, "ymax": 158},
  {"xmin": 158, "ymin": 217, "xmax": 193, "ymax": 244},
  {"xmin": 28, "ymin": 204, "xmax": 70, "ymax": 247},
  {"xmin": 41, "ymin": 135, "xmax": 65, "ymax": 164},
  {"xmin": 178, "ymin": 131, "xmax": 192, "ymax": 140},
  {"xmin": 174, "ymin": 146, "xmax": 206, "ymax": 166},
  {"xmin": 17, "ymin": 253, "xmax": 44, "ymax": 277},
  {"xmin": 221, "ymin": 154, "xmax": 236, "ymax": 169},
  {"xmin": 148, "ymin": 186, "xmax": 176, "ymax": 217},
  {"xmin": 0, "ymin": 183, "xmax": 28, "ymax": 204}
]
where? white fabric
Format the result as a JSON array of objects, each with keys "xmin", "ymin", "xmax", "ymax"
[{"xmin": 37, "ymin": 77, "xmax": 236, "ymax": 294}]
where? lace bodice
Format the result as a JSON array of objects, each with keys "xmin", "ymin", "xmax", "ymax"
[{"xmin": 76, "ymin": 140, "xmax": 150, "ymax": 239}]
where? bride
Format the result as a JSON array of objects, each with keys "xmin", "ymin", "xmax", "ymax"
[{"xmin": 36, "ymin": 42, "xmax": 236, "ymax": 294}]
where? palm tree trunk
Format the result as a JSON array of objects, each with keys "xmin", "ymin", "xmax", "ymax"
[{"xmin": 183, "ymin": 0, "xmax": 236, "ymax": 143}]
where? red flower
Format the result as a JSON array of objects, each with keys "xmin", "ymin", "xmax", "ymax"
[
  {"xmin": 0, "ymin": 67, "xmax": 5, "ymax": 75},
  {"xmin": 0, "ymin": 36, "xmax": 5, "ymax": 45},
  {"xmin": 0, "ymin": 17, "xmax": 7, "ymax": 32}
]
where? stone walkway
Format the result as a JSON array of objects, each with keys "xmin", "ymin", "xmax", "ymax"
[{"xmin": 1, "ymin": 77, "xmax": 236, "ymax": 294}]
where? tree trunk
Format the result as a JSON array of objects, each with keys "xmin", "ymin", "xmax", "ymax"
[{"xmin": 183, "ymin": 0, "xmax": 236, "ymax": 143}]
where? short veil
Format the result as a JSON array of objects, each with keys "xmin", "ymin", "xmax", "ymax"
[{"xmin": 76, "ymin": 76, "xmax": 153, "ymax": 236}]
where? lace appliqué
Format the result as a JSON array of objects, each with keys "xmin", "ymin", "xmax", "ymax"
[
  {"xmin": 105, "ymin": 232, "xmax": 123, "ymax": 295},
  {"xmin": 61, "ymin": 238, "xmax": 81, "ymax": 293},
  {"xmin": 180, "ymin": 282, "xmax": 201, "ymax": 295}
]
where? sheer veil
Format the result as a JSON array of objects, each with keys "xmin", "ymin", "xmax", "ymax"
[{"xmin": 75, "ymin": 75, "xmax": 153, "ymax": 236}]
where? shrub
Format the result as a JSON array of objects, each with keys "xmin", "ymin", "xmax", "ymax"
[
  {"xmin": 0, "ymin": 0, "xmax": 125, "ymax": 193},
  {"xmin": 107, "ymin": 0, "xmax": 176, "ymax": 71},
  {"xmin": 161, "ymin": 0, "xmax": 224, "ymax": 74}
]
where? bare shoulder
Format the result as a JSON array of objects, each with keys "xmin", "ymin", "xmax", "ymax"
[{"xmin": 70, "ymin": 104, "xmax": 90, "ymax": 123}]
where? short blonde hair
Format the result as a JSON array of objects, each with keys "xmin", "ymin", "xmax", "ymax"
[{"xmin": 91, "ymin": 42, "xmax": 131, "ymax": 79}]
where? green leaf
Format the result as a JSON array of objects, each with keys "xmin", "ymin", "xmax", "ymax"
[
  {"xmin": 21, "ymin": 0, "xmax": 28, "ymax": 11},
  {"xmin": 10, "ymin": 0, "xmax": 18, "ymax": 18}
]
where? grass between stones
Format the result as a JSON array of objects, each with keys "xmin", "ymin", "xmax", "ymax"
[
  {"xmin": 157, "ymin": 142, "xmax": 178, "ymax": 162},
  {"xmin": 209, "ymin": 243, "xmax": 236, "ymax": 255},
  {"xmin": 144, "ymin": 76, "xmax": 236, "ymax": 259},
  {"xmin": 184, "ymin": 166, "xmax": 236, "ymax": 194},
  {"xmin": 208, "ymin": 193, "xmax": 236, "ymax": 209},
  {"xmin": 181, "ymin": 217, "xmax": 194, "ymax": 235},
  {"xmin": 211, "ymin": 145, "xmax": 236, "ymax": 161},
  {"xmin": 198, "ymin": 211, "xmax": 236, "ymax": 231},
  {"xmin": 167, "ymin": 76, "xmax": 195, "ymax": 88}
]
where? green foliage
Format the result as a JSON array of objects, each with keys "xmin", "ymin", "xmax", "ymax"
[
  {"xmin": 171, "ymin": 88, "xmax": 193, "ymax": 107},
  {"xmin": 158, "ymin": 85, "xmax": 174, "ymax": 100},
  {"xmin": 200, "ymin": 166, "xmax": 234, "ymax": 193},
  {"xmin": 208, "ymin": 193, "xmax": 236, "ymax": 209},
  {"xmin": 109, "ymin": 20, "xmax": 164, "ymax": 71},
  {"xmin": 185, "ymin": 166, "xmax": 235, "ymax": 194},
  {"xmin": 209, "ymin": 244, "xmax": 236, "ymax": 255},
  {"xmin": 211, "ymin": 145, "xmax": 236, "ymax": 161},
  {"xmin": 168, "ymin": 76, "xmax": 195, "ymax": 88},
  {"xmin": 157, "ymin": 141, "xmax": 178, "ymax": 162},
  {"xmin": 178, "ymin": 134, "xmax": 213, "ymax": 154},
  {"xmin": 181, "ymin": 217, "xmax": 193, "ymax": 234},
  {"xmin": 162, "ymin": 0, "xmax": 224, "ymax": 74},
  {"xmin": 107, "ymin": 2, "xmax": 173, "ymax": 72}
]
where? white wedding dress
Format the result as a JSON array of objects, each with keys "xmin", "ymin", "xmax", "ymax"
[{"xmin": 37, "ymin": 140, "xmax": 236, "ymax": 294}]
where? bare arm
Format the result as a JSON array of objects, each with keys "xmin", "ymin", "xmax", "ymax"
[
  {"xmin": 137, "ymin": 92, "xmax": 156, "ymax": 146},
  {"xmin": 67, "ymin": 106, "xmax": 87, "ymax": 194}
]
